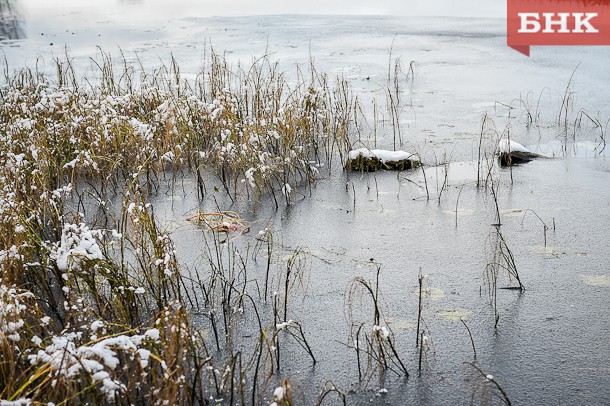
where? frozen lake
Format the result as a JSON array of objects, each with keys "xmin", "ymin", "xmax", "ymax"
[{"xmin": 2, "ymin": 1, "xmax": 610, "ymax": 404}]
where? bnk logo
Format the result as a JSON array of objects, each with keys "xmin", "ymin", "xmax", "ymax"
[{"xmin": 507, "ymin": 0, "xmax": 610, "ymax": 56}]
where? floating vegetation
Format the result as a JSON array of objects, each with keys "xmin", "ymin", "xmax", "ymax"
[
  {"xmin": 437, "ymin": 309, "xmax": 472, "ymax": 321},
  {"xmin": 385, "ymin": 318, "xmax": 415, "ymax": 331},
  {"xmin": 580, "ymin": 274, "xmax": 610, "ymax": 287},
  {"xmin": 187, "ymin": 210, "xmax": 249, "ymax": 234},
  {"xmin": 529, "ymin": 245, "xmax": 566, "ymax": 257},
  {"xmin": 500, "ymin": 209, "xmax": 527, "ymax": 217},
  {"xmin": 415, "ymin": 286, "xmax": 446, "ymax": 301},
  {"xmin": 442, "ymin": 208, "xmax": 475, "ymax": 217}
]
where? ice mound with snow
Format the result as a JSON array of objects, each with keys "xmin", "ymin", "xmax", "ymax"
[
  {"xmin": 497, "ymin": 139, "xmax": 545, "ymax": 166},
  {"xmin": 346, "ymin": 148, "xmax": 420, "ymax": 171}
]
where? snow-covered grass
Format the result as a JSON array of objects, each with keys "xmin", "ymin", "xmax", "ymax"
[
  {"xmin": 0, "ymin": 48, "xmax": 403, "ymax": 404},
  {"xmin": 0, "ymin": 50, "xmax": 353, "ymax": 404},
  {"xmin": 0, "ymin": 48, "xmax": 551, "ymax": 404},
  {"xmin": 1, "ymin": 51, "xmax": 352, "ymax": 210}
]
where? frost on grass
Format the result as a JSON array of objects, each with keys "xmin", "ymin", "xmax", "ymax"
[
  {"xmin": 0, "ymin": 399, "xmax": 31, "ymax": 406},
  {"xmin": 13, "ymin": 302, "xmax": 191, "ymax": 404}
]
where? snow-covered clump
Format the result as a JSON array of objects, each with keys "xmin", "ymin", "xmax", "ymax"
[
  {"xmin": 54, "ymin": 223, "xmax": 104, "ymax": 271},
  {"xmin": 0, "ymin": 285, "xmax": 34, "ymax": 342},
  {"xmin": 347, "ymin": 148, "xmax": 419, "ymax": 163},
  {"xmin": 497, "ymin": 139, "xmax": 544, "ymax": 166},
  {"xmin": 28, "ymin": 329, "xmax": 160, "ymax": 400},
  {"xmin": 346, "ymin": 148, "xmax": 420, "ymax": 171},
  {"xmin": 273, "ymin": 386, "xmax": 284, "ymax": 402},
  {"xmin": 276, "ymin": 320, "xmax": 294, "ymax": 330},
  {"xmin": 372, "ymin": 324, "xmax": 390, "ymax": 340}
]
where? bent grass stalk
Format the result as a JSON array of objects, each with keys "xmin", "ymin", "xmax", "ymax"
[
  {"xmin": 485, "ymin": 226, "xmax": 525, "ymax": 328},
  {"xmin": 467, "ymin": 362, "xmax": 512, "ymax": 406},
  {"xmin": 347, "ymin": 266, "xmax": 408, "ymax": 385}
]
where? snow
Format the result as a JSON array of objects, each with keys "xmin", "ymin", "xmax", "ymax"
[
  {"xmin": 161, "ymin": 151, "xmax": 175, "ymax": 162},
  {"xmin": 90, "ymin": 320, "xmax": 104, "ymax": 332},
  {"xmin": 372, "ymin": 325, "xmax": 390, "ymax": 340},
  {"xmin": 348, "ymin": 148, "xmax": 419, "ymax": 163},
  {"xmin": 92, "ymin": 371, "xmax": 110, "ymax": 382},
  {"xmin": 0, "ymin": 286, "xmax": 33, "ymax": 342},
  {"xmin": 144, "ymin": 328, "xmax": 161, "ymax": 341},
  {"xmin": 498, "ymin": 139, "xmax": 531, "ymax": 154},
  {"xmin": 28, "ymin": 328, "xmax": 160, "ymax": 400},
  {"xmin": 276, "ymin": 320, "xmax": 294, "ymax": 330},
  {"xmin": 0, "ymin": 399, "xmax": 31, "ymax": 406},
  {"xmin": 63, "ymin": 158, "xmax": 79, "ymax": 169},
  {"xmin": 273, "ymin": 386, "xmax": 284, "ymax": 402},
  {"xmin": 244, "ymin": 168, "xmax": 256, "ymax": 187},
  {"xmin": 137, "ymin": 348, "xmax": 152, "ymax": 368},
  {"xmin": 55, "ymin": 223, "xmax": 104, "ymax": 271}
]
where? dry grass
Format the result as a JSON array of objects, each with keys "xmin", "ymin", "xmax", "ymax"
[{"xmin": 0, "ymin": 49, "xmax": 358, "ymax": 404}]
